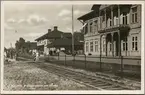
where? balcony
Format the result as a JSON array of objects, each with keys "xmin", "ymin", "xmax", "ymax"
[
  {"xmin": 98, "ymin": 16, "xmax": 130, "ymax": 33},
  {"xmin": 98, "ymin": 24, "xmax": 130, "ymax": 33}
]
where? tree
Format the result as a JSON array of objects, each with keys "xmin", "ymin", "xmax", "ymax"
[
  {"xmin": 15, "ymin": 37, "xmax": 26, "ymax": 53},
  {"xmin": 15, "ymin": 40, "xmax": 20, "ymax": 50},
  {"xmin": 19, "ymin": 37, "xmax": 25, "ymax": 48}
]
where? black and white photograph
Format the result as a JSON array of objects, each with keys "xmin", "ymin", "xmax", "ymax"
[{"xmin": 0, "ymin": 0, "xmax": 144, "ymax": 94}]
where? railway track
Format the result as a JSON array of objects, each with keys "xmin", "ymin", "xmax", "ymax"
[{"xmin": 29, "ymin": 61, "xmax": 139, "ymax": 90}]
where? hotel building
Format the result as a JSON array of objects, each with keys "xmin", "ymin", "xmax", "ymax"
[{"xmin": 78, "ymin": 5, "xmax": 141, "ymax": 57}]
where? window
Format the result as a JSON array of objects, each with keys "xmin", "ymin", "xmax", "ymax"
[
  {"xmin": 132, "ymin": 7, "xmax": 138, "ymax": 23},
  {"xmin": 110, "ymin": 19, "xmax": 112, "ymax": 26},
  {"xmin": 90, "ymin": 22, "xmax": 93, "ymax": 33},
  {"xmin": 123, "ymin": 15, "xmax": 127, "ymax": 25},
  {"xmin": 84, "ymin": 24, "xmax": 88, "ymax": 34},
  {"xmin": 95, "ymin": 40, "xmax": 98, "ymax": 52},
  {"xmin": 132, "ymin": 37, "xmax": 134, "ymax": 49},
  {"xmin": 90, "ymin": 41, "xmax": 93, "ymax": 52},
  {"xmin": 123, "ymin": 37, "xmax": 128, "ymax": 51},
  {"xmin": 94, "ymin": 20, "xmax": 98, "ymax": 32},
  {"xmin": 132, "ymin": 36, "xmax": 138, "ymax": 51},
  {"xmin": 100, "ymin": 17, "xmax": 102, "ymax": 28},
  {"xmin": 135, "ymin": 37, "xmax": 138, "ymax": 51},
  {"xmin": 86, "ymin": 42, "xmax": 89, "ymax": 52}
]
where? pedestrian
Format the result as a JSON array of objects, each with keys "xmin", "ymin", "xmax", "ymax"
[
  {"xmin": 35, "ymin": 51, "xmax": 39, "ymax": 62},
  {"xmin": 49, "ymin": 50, "xmax": 52, "ymax": 56},
  {"xmin": 56, "ymin": 49, "xmax": 60, "ymax": 56},
  {"xmin": 33, "ymin": 52, "xmax": 36, "ymax": 61}
]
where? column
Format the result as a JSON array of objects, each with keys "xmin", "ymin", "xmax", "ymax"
[
  {"xmin": 88, "ymin": 22, "xmax": 90, "ymax": 35},
  {"xmin": 100, "ymin": 11, "xmax": 102, "ymax": 29},
  {"xmin": 105, "ymin": 34, "xmax": 107, "ymax": 56},
  {"xmin": 98, "ymin": 11, "xmax": 100, "ymax": 30},
  {"xmin": 100, "ymin": 34, "xmax": 102, "ymax": 56},
  {"xmin": 125, "ymin": 37, "xmax": 127, "ymax": 56},
  {"xmin": 118, "ymin": 31, "xmax": 121, "ymax": 56},
  {"xmin": 99, "ymin": 34, "xmax": 103, "ymax": 71},
  {"xmin": 118, "ymin": 5, "xmax": 120, "ymax": 25},
  {"xmin": 111, "ymin": 33, "xmax": 114, "ymax": 56},
  {"xmin": 111, "ymin": 6, "xmax": 114, "ymax": 26},
  {"xmin": 105, "ymin": 9, "xmax": 107, "ymax": 28}
]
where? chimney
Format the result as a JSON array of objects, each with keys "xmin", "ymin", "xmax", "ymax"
[
  {"xmin": 54, "ymin": 26, "xmax": 58, "ymax": 31},
  {"xmin": 48, "ymin": 29, "xmax": 51, "ymax": 33}
]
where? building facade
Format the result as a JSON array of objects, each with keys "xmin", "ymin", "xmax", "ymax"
[
  {"xmin": 35, "ymin": 26, "xmax": 84, "ymax": 55},
  {"xmin": 78, "ymin": 4, "xmax": 141, "ymax": 57},
  {"xmin": 35, "ymin": 26, "xmax": 69, "ymax": 55}
]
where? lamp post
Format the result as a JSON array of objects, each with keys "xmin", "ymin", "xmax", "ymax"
[{"xmin": 72, "ymin": 4, "xmax": 74, "ymax": 55}]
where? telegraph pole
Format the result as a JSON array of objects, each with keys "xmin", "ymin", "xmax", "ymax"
[
  {"xmin": 10, "ymin": 43, "xmax": 12, "ymax": 48},
  {"xmin": 72, "ymin": 4, "xmax": 74, "ymax": 55}
]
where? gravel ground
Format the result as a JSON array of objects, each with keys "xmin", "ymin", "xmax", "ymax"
[
  {"xmin": 43, "ymin": 62, "xmax": 141, "ymax": 90},
  {"xmin": 4, "ymin": 61, "xmax": 91, "ymax": 91}
]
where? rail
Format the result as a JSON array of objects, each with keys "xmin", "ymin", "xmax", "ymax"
[{"xmin": 45, "ymin": 54, "xmax": 141, "ymax": 79}]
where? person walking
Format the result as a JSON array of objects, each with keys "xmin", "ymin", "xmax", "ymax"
[
  {"xmin": 56, "ymin": 49, "xmax": 60, "ymax": 56},
  {"xmin": 35, "ymin": 51, "xmax": 39, "ymax": 62},
  {"xmin": 33, "ymin": 52, "xmax": 36, "ymax": 61}
]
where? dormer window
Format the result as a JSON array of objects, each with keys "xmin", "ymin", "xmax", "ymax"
[
  {"xmin": 94, "ymin": 20, "xmax": 98, "ymax": 32},
  {"xmin": 131, "ymin": 7, "xmax": 138, "ymax": 23},
  {"xmin": 90, "ymin": 22, "xmax": 93, "ymax": 33}
]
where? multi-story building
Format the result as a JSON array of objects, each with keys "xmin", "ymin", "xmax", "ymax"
[
  {"xmin": 35, "ymin": 26, "xmax": 71, "ymax": 55},
  {"xmin": 35, "ymin": 26, "xmax": 84, "ymax": 55},
  {"xmin": 78, "ymin": 4, "xmax": 141, "ymax": 57}
]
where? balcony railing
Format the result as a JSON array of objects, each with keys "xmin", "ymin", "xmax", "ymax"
[
  {"xmin": 98, "ymin": 16, "xmax": 129, "ymax": 33},
  {"xmin": 98, "ymin": 24, "xmax": 130, "ymax": 33}
]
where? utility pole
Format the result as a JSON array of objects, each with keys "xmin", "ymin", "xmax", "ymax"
[
  {"xmin": 72, "ymin": 4, "xmax": 74, "ymax": 55},
  {"xmin": 10, "ymin": 43, "xmax": 12, "ymax": 48}
]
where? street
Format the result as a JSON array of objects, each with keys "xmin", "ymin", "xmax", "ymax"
[
  {"xmin": 4, "ymin": 60, "xmax": 91, "ymax": 90},
  {"xmin": 3, "ymin": 59, "xmax": 141, "ymax": 91}
]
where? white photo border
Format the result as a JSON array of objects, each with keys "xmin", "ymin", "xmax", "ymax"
[{"xmin": 1, "ymin": 0, "xmax": 144, "ymax": 94}]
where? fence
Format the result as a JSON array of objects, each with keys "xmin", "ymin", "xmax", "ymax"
[{"xmin": 44, "ymin": 54, "xmax": 141, "ymax": 78}]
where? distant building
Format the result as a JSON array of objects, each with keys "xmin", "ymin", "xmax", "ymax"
[
  {"xmin": 78, "ymin": 4, "xmax": 141, "ymax": 57},
  {"xmin": 24, "ymin": 41, "xmax": 37, "ymax": 54},
  {"xmin": 35, "ymin": 26, "xmax": 84, "ymax": 55}
]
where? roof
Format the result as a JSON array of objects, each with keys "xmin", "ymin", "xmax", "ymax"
[
  {"xmin": 91, "ymin": 4, "xmax": 101, "ymax": 10},
  {"xmin": 63, "ymin": 33, "xmax": 72, "ymax": 38},
  {"xmin": 35, "ymin": 33, "xmax": 48, "ymax": 41},
  {"xmin": 47, "ymin": 30, "xmax": 63, "ymax": 38},
  {"xmin": 77, "ymin": 10, "xmax": 97, "ymax": 21},
  {"xmin": 35, "ymin": 30, "xmax": 64, "ymax": 41},
  {"xmin": 78, "ymin": 4, "xmax": 101, "ymax": 21},
  {"xmin": 47, "ymin": 38, "xmax": 83, "ymax": 47}
]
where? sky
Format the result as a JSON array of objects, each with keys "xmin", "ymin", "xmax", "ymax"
[{"xmin": 3, "ymin": 2, "xmax": 92, "ymax": 48}]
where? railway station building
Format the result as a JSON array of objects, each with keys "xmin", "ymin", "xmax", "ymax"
[
  {"xmin": 78, "ymin": 4, "xmax": 141, "ymax": 57},
  {"xmin": 35, "ymin": 26, "xmax": 84, "ymax": 55}
]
